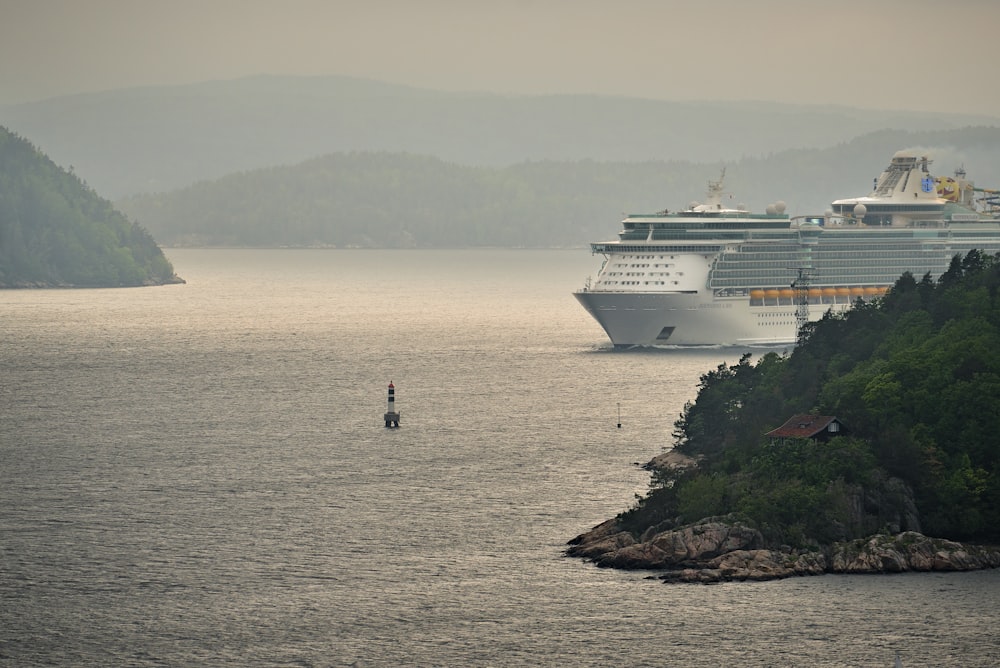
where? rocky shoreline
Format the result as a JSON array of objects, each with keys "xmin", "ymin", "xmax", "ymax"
[{"xmin": 567, "ymin": 518, "xmax": 1000, "ymax": 584}]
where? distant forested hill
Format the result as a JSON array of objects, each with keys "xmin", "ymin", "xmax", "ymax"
[
  {"xmin": 0, "ymin": 127, "xmax": 182, "ymax": 288},
  {"xmin": 2, "ymin": 75, "xmax": 997, "ymax": 198},
  {"xmin": 117, "ymin": 126, "xmax": 1000, "ymax": 249}
]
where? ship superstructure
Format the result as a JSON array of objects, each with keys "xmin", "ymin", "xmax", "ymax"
[{"xmin": 574, "ymin": 151, "xmax": 1000, "ymax": 347}]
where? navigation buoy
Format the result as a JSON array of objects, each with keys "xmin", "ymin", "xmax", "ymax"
[
  {"xmin": 617, "ymin": 402, "xmax": 622, "ymax": 429},
  {"xmin": 383, "ymin": 381, "xmax": 400, "ymax": 428}
]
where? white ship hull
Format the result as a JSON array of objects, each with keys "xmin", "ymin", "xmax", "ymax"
[
  {"xmin": 575, "ymin": 152, "xmax": 1000, "ymax": 348},
  {"xmin": 574, "ymin": 290, "xmax": 838, "ymax": 347}
]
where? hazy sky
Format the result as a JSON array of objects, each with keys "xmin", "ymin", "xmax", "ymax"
[{"xmin": 3, "ymin": 0, "xmax": 999, "ymax": 115}]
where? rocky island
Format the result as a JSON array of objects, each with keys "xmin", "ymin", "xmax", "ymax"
[
  {"xmin": 569, "ymin": 516, "xmax": 1000, "ymax": 584},
  {"xmin": 569, "ymin": 255, "xmax": 1000, "ymax": 582}
]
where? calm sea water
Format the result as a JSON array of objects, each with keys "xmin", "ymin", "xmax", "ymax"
[{"xmin": 2, "ymin": 249, "xmax": 997, "ymax": 667}]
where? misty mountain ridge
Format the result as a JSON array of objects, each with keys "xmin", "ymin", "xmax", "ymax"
[
  {"xmin": 2, "ymin": 74, "xmax": 997, "ymax": 199},
  {"xmin": 115, "ymin": 126, "xmax": 1000, "ymax": 250}
]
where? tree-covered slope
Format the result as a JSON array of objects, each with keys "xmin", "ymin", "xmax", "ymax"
[
  {"xmin": 623, "ymin": 251, "xmax": 1000, "ymax": 547},
  {"xmin": 0, "ymin": 127, "xmax": 181, "ymax": 288}
]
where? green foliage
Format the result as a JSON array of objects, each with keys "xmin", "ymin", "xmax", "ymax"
[
  {"xmin": 616, "ymin": 485, "xmax": 679, "ymax": 537},
  {"xmin": 677, "ymin": 473, "xmax": 730, "ymax": 523},
  {"xmin": 647, "ymin": 252, "xmax": 1000, "ymax": 545},
  {"xmin": 672, "ymin": 353, "xmax": 762, "ymax": 457},
  {"xmin": 0, "ymin": 126, "xmax": 180, "ymax": 288},
  {"xmin": 748, "ymin": 437, "xmax": 876, "ymax": 486},
  {"xmin": 736, "ymin": 477, "xmax": 831, "ymax": 547}
]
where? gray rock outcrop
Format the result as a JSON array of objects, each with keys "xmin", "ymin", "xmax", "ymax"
[{"xmin": 567, "ymin": 520, "xmax": 1000, "ymax": 584}]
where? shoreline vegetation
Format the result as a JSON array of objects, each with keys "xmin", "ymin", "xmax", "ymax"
[{"xmin": 569, "ymin": 251, "xmax": 1000, "ymax": 582}]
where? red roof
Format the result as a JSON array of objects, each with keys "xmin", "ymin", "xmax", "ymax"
[{"xmin": 765, "ymin": 414, "xmax": 843, "ymax": 439}]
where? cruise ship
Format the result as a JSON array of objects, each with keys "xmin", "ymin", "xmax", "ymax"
[{"xmin": 574, "ymin": 151, "xmax": 1000, "ymax": 347}]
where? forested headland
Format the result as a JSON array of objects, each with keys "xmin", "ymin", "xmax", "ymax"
[
  {"xmin": 569, "ymin": 251, "xmax": 1000, "ymax": 580},
  {"xmin": 0, "ymin": 127, "xmax": 181, "ymax": 288}
]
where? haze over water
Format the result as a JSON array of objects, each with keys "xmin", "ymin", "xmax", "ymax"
[
  {"xmin": 2, "ymin": 249, "xmax": 998, "ymax": 666},
  {"xmin": 4, "ymin": 1, "xmax": 1000, "ymax": 116}
]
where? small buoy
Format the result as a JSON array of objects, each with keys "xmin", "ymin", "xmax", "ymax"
[
  {"xmin": 617, "ymin": 402, "xmax": 622, "ymax": 429},
  {"xmin": 383, "ymin": 381, "xmax": 400, "ymax": 428}
]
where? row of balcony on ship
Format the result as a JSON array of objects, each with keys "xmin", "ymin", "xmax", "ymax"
[{"xmin": 748, "ymin": 285, "xmax": 889, "ymax": 306}]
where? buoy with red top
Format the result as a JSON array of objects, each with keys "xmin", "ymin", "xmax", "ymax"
[{"xmin": 384, "ymin": 381, "xmax": 400, "ymax": 428}]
